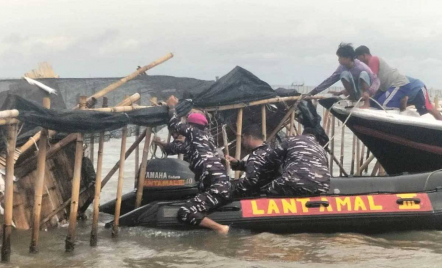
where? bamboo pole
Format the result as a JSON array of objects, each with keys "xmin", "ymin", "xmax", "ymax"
[
  {"xmin": 90, "ymin": 105, "xmax": 150, "ymax": 112},
  {"xmin": 359, "ymin": 154, "xmax": 375, "ymax": 173},
  {"xmin": 350, "ymin": 134, "xmax": 356, "ymax": 175},
  {"xmin": 203, "ymin": 95, "xmax": 325, "ymax": 111},
  {"xmin": 29, "ymin": 95, "xmax": 51, "ymax": 253},
  {"xmin": 65, "ymin": 96, "xmax": 87, "ymax": 253},
  {"xmin": 135, "ymin": 99, "xmax": 141, "ymax": 185},
  {"xmin": 117, "ymin": 93, "xmax": 140, "ymax": 107},
  {"xmin": 0, "ymin": 109, "xmax": 19, "ymax": 119},
  {"xmin": 297, "ymin": 121, "xmax": 302, "ymax": 135},
  {"xmin": 235, "ymin": 108, "xmax": 243, "ymax": 179},
  {"xmin": 135, "ymin": 127, "xmax": 152, "ymax": 208},
  {"xmin": 339, "ymin": 125, "xmax": 345, "ymax": 177},
  {"xmin": 356, "ymin": 138, "xmax": 361, "ymax": 176},
  {"xmin": 261, "ymin": 105, "xmax": 267, "ymax": 140},
  {"xmin": 89, "ymin": 103, "xmax": 95, "ymax": 164},
  {"xmin": 0, "ymin": 118, "xmax": 19, "ymax": 126},
  {"xmin": 371, "ymin": 161, "xmax": 381, "ymax": 176},
  {"xmin": 1, "ymin": 123, "xmax": 17, "ymax": 263},
  {"xmin": 359, "ymin": 145, "xmax": 365, "ymax": 173},
  {"xmin": 326, "ymin": 149, "xmax": 349, "ymax": 177},
  {"xmin": 289, "ymin": 111, "xmax": 295, "ymax": 136},
  {"xmin": 329, "ymin": 115, "xmax": 335, "ymax": 175},
  {"xmin": 85, "ymin": 53, "xmax": 173, "ymax": 107},
  {"xmin": 112, "ymin": 126, "xmax": 128, "ymax": 238},
  {"xmin": 267, "ymin": 105, "xmax": 299, "ymax": 142},
  {"xmin": 101, "ymin": 131, "xmax": 146, "ymax": 189},
  {"xmin": 379, "ymin": 165, "xmax": 386, "ymax": 176},
  {"xmin": 90, "ymin": 97, "xmax": 108, "ymax": 247},
  {"xmin": 221, "ymin": 125, "xmax": 231, "ymax": 174}
]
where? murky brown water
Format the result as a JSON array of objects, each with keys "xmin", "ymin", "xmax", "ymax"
[{"xmin": 4, "ymin": 129, "xmax": 442, "ymax": 268}]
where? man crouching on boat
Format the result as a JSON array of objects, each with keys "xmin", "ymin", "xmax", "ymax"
[
  {"xmin": 355, "ymin": 45, "xmax": 442, "ymax": 120},
  {"xmin": 226, "ymin": 125, "xmax": 281, "ymax": 197},
  {"xmin": 308, "ymin": 43, "xmax": 380, "ymax": 109},
  {"xmin": 167, "ymin": 96, "xmax": 232, "ymax": 234},
  {"xmin": 265, "ymin": 128, "xmax": 331, "ymax": 197}
]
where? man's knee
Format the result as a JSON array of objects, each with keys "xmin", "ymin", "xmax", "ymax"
[{"xmin": 177, "ymin": 204, "xmax": 203, "ymax": 225}]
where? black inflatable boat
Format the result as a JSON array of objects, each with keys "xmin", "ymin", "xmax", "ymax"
[{"xmin": 108, "ymin": 170, "xmax": 442, "ymax": 233}]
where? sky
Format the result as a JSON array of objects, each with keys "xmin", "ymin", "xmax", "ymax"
[{"xmin": 1, "ymin": 0, "xmax": 442, "ymax": 88}]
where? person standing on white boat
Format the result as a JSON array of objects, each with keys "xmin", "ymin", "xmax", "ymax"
[
  {"xmin": 355, "ymin": 45, "xmax": 442, "ymax": 120},
  {"xmin": 308, "ymin": 43, "xmax": 380, "ymax": 109}
]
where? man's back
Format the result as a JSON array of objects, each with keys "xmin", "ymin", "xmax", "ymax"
[
  {"xmin": 283, "ymin": 135, "xmax": 330, "ymax": 183},
  {"xmin": 371, "ymin": 56, "xmax": 409, "ymax": 92}
]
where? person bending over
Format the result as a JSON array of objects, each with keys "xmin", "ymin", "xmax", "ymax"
[
  {"xmin": 265, "ymin": 128, "xmax": 331, "ymax": 197},
  {"xmin": 226, "ymin": 125, "xmax": 281, "ymax": 197},
  {"xmin": 167, "ymin": 96, "xmax": 232, "ymax": 234},
  {"xmin": 308, "ymin": 43, "xmax": 380, "ymax": 109},
  {"xmin": 355, "ymin": 45, "xmax": 442, "ymax": 120}
]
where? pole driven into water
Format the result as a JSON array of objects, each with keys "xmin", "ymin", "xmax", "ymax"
[
  {"xmin": 235, "ymin": 108, "xmax": 243, "ymax": 179},
  {"xmin": 1, "ymin": 123, "xmax": 17, "ymax": 262},
  {"xmin": 29, "ymin": 94, "xmax": 51, "ymax": 253},
  {"xmin": 90, "ymin": 97, "xmax": 108, "ymax": 247},
  {"xmin": 65, "ymin": 96, "xmax": 86, "ymax": 252},
  {"xmin": 112, "ymin": 126, "xmax": 128, "ymax": 237},
  {"xmin": 135, "ymin": 127, "xmax": 152, "ymax": 208}
]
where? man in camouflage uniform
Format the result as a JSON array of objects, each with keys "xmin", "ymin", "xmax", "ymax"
[
  {"xmin": 265, "ymin": 130, "xmax": 331, "ymax": 196},
  {"xmin": 227, "ymin": 125, "xmax": 281, "ymax": 197},
  {"xmin": 167, "ymin": 97, "xmax": 231, "ymax": 234}
]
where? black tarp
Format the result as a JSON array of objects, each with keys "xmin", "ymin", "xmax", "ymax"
[
  {"xmin": 1, "ymin": 95, "xmax": 192, "ymax": 133},
  {"xmin": 194, "ymin": 66, "xmax": 277, "ymax": 108}
]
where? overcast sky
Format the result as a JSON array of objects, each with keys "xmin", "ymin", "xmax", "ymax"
[{"xmin": 1, "ymin": 0, "xmax": 442, "ymax": 88}]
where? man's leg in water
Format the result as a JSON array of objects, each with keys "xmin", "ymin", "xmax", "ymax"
[{"xmin": 177, "ymin": 181, "xmax": 231, "ymax": 234}]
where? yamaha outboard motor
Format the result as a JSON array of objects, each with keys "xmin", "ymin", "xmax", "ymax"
[{"xmin": 99, "ymin": 158, "xmax": 198, "ymax": 215}]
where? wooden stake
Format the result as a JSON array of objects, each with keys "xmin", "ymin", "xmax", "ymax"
[
  {"xmin": 371, "ymin": 160, "xmax": 381, "ymax": 176},
  {"xmin": 261, "ymin": 105, "xmax": 267, "ymax": 140},
  {"xmin": 359, "ymin": 154, "xmax": 375, "ymax": 172},
  {"xmin": 65, "ymin": 96, "xmax": 86, "ymax": 253},
  {"xmin": 356, "ymin": 138, "xmax": 361, "ymax": 176},
  {"xmin": 90, "ymin": 97, "xmax": 108, "ymax": 247},
  {"xmin": 326, "ymin": 149, "xmax": 349, "ymax": 177},
  {"xmin": 1, "ymin": 123, "xmax": 17, "ymax": 263},
  {"xmin": 135, "ymin": 127, "xmax": 152, "ymax": 208},
  {"xmin": 350, "ymin": 134, "xmax": 356, "ymax": 175},
  {"xmin": 89, "ymin": 103, "xmax": 95, "ymax": 164},
  {"xmin": 330, "ymin": 115, "xmax": 335, "ymax": 175},
  {"xmin": 339, "ymin": 125, "xmax": 345, "ymax": 177},
  {"xmin": 359, "ymin": 145, "xmax": 365, "ymax": 173},
  {"xmin": 267, "ymin": 104, "xmax": 299, "ymax": 142},
  {"xmin": 29, "ymin": 95, "xmax": 50, "ymax": 253},
  {"xmin": 135, "ymin": 99, "xmax": 141, "ymax": 186},
  {"xmin": 235, "ymin": 108, "xmax": 243, "ymax": 179},
  {"xmin": 101, "ymin": 131, "xmax": 146, "ymax": 189},
  {"xmin": 289, "ymin": 111, "xmax": 295, "ymax": 136},
  {"xmin": 221, "ymin": 125, "xmax": 231, "ymax": 174},
  {"xmin": 112, "ymin": 126, "xmax": 128, "ymax": 237}
]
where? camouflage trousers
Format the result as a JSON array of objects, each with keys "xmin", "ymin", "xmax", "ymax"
[{"xmin": 177, "ymin": 180, "xmax": 232, "ymax": 225}]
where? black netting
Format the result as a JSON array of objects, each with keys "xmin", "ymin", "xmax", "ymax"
[
  {"xmin": 4, "ymin": 95, "xmax": 170, "ymax": 133},
  {"xmin": 193, "ymin": 66, "xmax": 277, "ymax": 107}
]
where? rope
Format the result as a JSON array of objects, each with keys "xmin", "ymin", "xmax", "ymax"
[
  {"xmin": 322, "ymin": 97, "xmax": 363, "ymax": 149},
  {"xmin": 30, "ymin": 136, "xmax": 39, "ymax": 151}
]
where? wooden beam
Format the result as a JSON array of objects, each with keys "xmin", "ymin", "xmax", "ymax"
[
  {"xmin": 112, "ymin": 126, "xmax": 128, "ymax": 238},
  {"xmin": 203, "ymin": 95, "xmax": 325, "ymax": 111}
]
